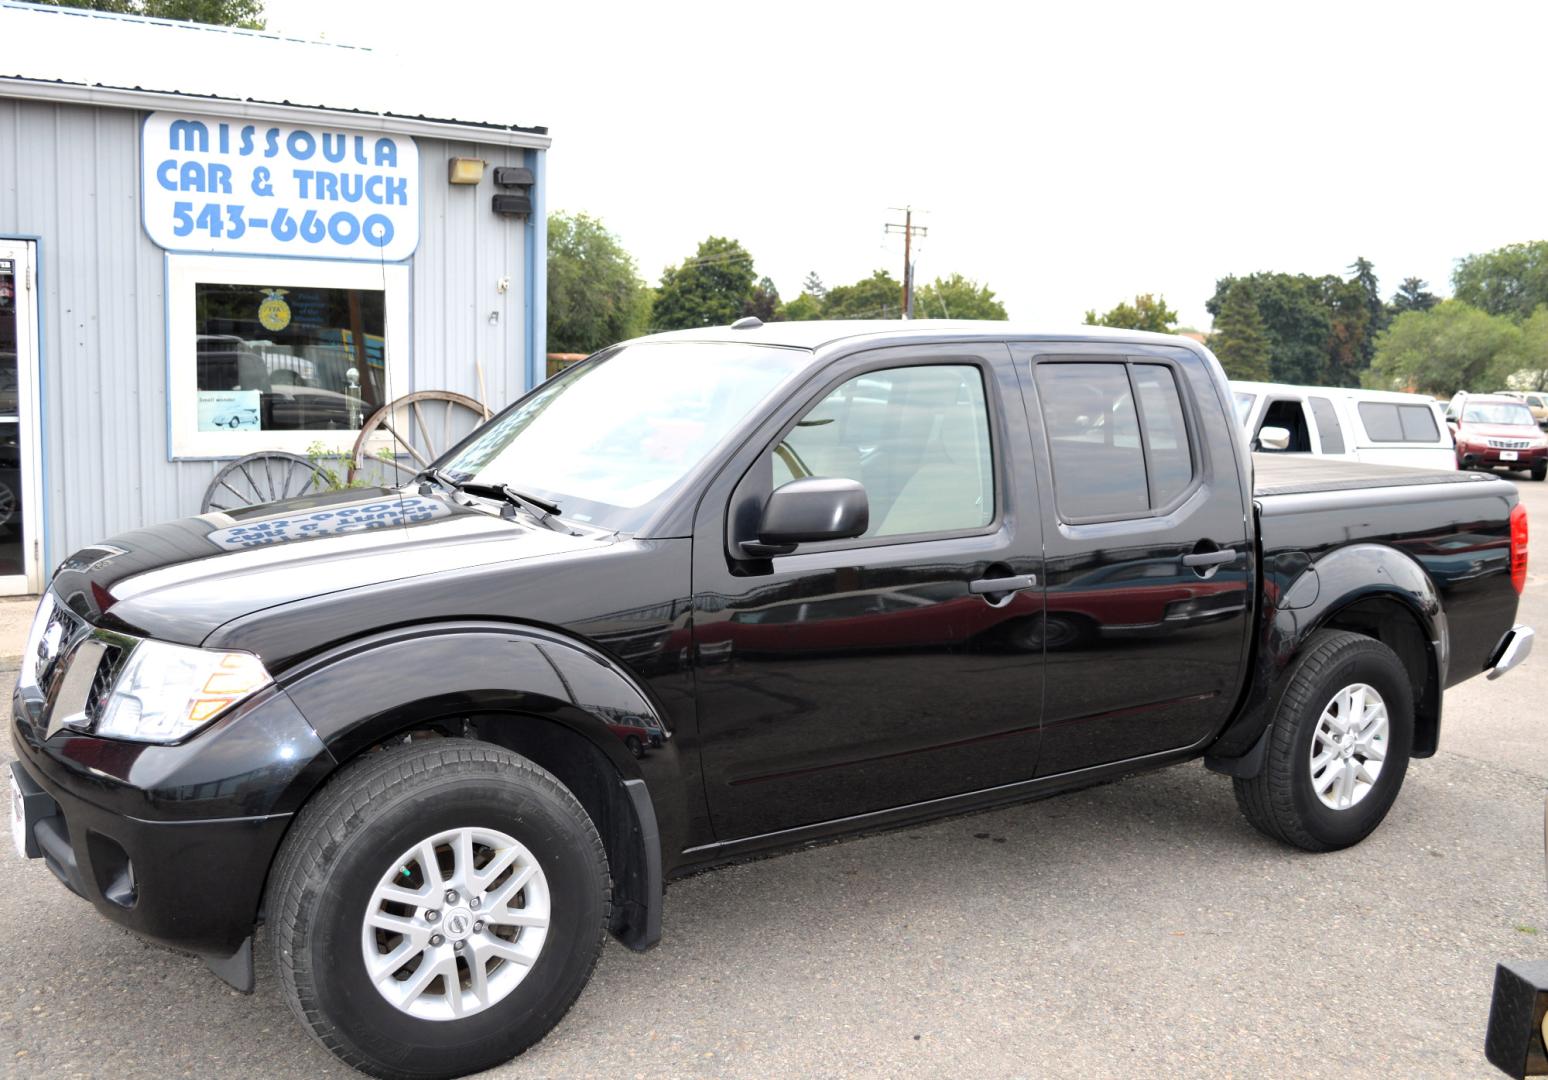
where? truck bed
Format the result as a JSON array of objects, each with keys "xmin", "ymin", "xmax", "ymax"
[{"xmin": 1251, "ymin": 453, "xmax": 1495, "ymax": 497}]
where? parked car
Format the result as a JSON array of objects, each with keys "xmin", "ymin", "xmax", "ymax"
[
  {"xmin": 11, "ymin": 321, "xmax": 1534, "ymax": 1079},
  {"xmin": 1446, "ymin": 392, "xmax": 1548, "ymax": 480},
  {"xmin": 1231, "ymin": 381, "xmax": 1455, "ymax": 470},
  {"xmin": 1495, "ymin": 390, "xmax": 1548, "ymax": 429}
]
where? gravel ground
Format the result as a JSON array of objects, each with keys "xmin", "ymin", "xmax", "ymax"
[{"xmin": 2, "ymin": 479, "xmax": 1545, "ymax": 1080}]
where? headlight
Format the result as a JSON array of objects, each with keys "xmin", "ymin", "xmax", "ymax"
[{"xmin": 95, "ymin": 640, "xmax": 271, "ymax": 743}]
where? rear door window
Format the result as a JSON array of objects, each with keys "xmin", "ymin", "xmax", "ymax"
[{"xmin": 1033, "ymin": 360, "xmax": 1197, "ymax": 521}]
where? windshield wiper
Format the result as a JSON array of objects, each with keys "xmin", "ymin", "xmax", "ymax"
[
  {"xmin": 412, "ymin": 468, "xmax": 566, "ymax": 531},
  {"xmin": 455, "ymin": 481, "xmax": 565, "ymax": 530}
]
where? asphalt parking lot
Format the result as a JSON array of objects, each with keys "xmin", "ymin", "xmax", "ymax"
[{"xmin": 2, "ymin": 477, "xmax": 1546, "ymax": 1080}]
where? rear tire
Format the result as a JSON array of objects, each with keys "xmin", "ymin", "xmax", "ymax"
[
  {"xmin": 1233, "ymin": 630, "xmax": 1413, "ymax": 852},
  {"xmin": 267, "ymin": 741, "xmax": 610, "ymax": 1080}
]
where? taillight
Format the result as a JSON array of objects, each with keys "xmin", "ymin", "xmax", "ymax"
[{"xmin": 1511, "ymin": 502, "xmax": 1529, "ymax": 594}]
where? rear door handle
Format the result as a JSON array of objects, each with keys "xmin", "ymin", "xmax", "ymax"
[
  {"xmin": 969, "ymin": 574, "xmax": 1037, "ymax": 595},
  {"xmin": 1181, "ymin": 549, "xmax": 1236, "ymax": 568}
]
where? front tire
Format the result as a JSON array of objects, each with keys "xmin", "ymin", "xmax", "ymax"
[
  {"xmin": 1233, "ymin": 630, "xmax": 1413, "ymax": 852},
  {"xmin": 1531, "ymin": 461, "xmax": 1546, "ymax": 482},
  {"xmin": 267, "ymin": 741, "xmax": 610, "ymax": 1079}
]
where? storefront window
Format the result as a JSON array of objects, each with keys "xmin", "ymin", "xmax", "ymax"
[
  {"xmin": 194, "ymin": 282, "xmax": 384, "ymax": 433},
  {"xmin": 167, "ymin": 255, "xmax": 407, "ymax": 457}
]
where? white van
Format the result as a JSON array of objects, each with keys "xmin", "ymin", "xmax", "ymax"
[{"xmin": 1231, "ymin": 381, "xmax": 1455, "ymax": 470}]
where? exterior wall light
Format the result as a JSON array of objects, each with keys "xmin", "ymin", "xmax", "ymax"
[{"xmin": 447, "ymin": 158, "xmax": 486, "ymax": 185}]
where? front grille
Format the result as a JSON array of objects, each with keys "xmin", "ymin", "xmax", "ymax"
[
  {"xmin": 83, "ymin": 644, "xmax": 125, "ymax": 726},
  {"xmin": 1487, "ymin": 438, "xmax": 1532, "ymax": 450},
  {"xmin": 34, "ymin": 597, "xmax": 87, "ymax": 693}
]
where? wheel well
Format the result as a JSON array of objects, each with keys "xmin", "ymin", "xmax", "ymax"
[
  {"xmin": 309, "ymin": 712, "xmax": 654, "ymax": 949},
  {"xmin": 1320, "ymin": 597, "xmax": 1441, "ymax": 756}
]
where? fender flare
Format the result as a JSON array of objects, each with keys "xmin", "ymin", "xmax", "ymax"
[
  {"xmin": 276, "ymin": 619, "xmax": 674, "ymax": 949},
  {"xmin": 1206, "ymin": 543, "xmax": 1444, "ymax": 774}
]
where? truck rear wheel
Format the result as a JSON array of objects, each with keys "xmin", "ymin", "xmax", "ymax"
[
  {"xmin": 266, "ymin": 741, "xmax": 610, "ymax": 1079},
  {"xmin": 1232, "ymin": 630, "xmax": 1413, "ymax": 852}
]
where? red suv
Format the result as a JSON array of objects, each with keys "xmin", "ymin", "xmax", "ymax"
[{"xmin": 1446, "ymin": 392, "xmax": 1548, "ymax": 480}]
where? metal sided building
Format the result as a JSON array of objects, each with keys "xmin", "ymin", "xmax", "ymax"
[{"xmin": 0, "ymin": 2, "xmax": 550, "ymax": 594}]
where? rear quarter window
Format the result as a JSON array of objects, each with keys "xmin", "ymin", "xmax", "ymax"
[{"xmin": 1357, "ymin": 402, "xmax": 1441, "ymax": 443}]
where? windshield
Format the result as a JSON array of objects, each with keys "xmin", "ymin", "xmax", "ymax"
[
  {"xmin": 1463, "ymin": 402, "xmax": 1536, "ymax": 426},
  {"xmin": 439, "ymin": 342, "xmax": 809, "ymax": 531},
  {"xmin": 1232, "ymin": 391, "xmax": 1256, "ymax": 426}
]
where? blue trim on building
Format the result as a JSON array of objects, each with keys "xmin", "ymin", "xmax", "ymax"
[{"xmin": 524, "ymin": 147, "xmax": 547, "ymax": 392}]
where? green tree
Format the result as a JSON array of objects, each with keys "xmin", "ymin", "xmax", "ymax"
[
  {"xmin": 29, "ymin": 0, "xmax": 265, "ymax": 27},
  {"xmin": 914, "ymin": 274, "xmax": 1008, "ymax": 320},
  {"xmin": 1209, "ymin": 282, "xmax": 1272, "ymax": 380},
  {"xmin": 1207, "ymin": 273, "xmax": 1333, "ymax": 385},
  {"xmin": 776, "ymin": 292, "xmax": 825, "ymax": 321},
  {"xmin": 1390, "ymin": 277, "xmax": 1438, "ymax": 316},
  {"xmin": 824, "ymin": 270, "xmax": 903, "ymax": 320},
  {"xmin": 546, "ymin": 212, "xmax": 650, "ymax": 353},
  {"xmin": 743, "ymin": 276, "xmax": 782, "ymax": 322},
  {"xmin": 1452, "ymin": 241, "xmax": 1548, "ymax": 321},
  {"xmin": 1325, "ymin": 274, "xmax": 1373, "ymax": 387},
  {"xmin": 1347, "ymin": 256, "xmax": 1387, "ymax": 367},
  {"xmin": 801, "ymin": 271, "xmax": 827, "ymax": 300},
  {"xmin": 1504, "ymin": 306, "xmax": 1548, "ymax": 391},
  {"xmin": 650, "ymin": 237, "xmax": 758, "ymax": 331},
  {"xmin": 1365, "ymin": 300, "xmax": 1520, "ymax": 396},
  {"xmin": 1083, "ymin": 293, "xmax": 1177, "ymax": 333}
]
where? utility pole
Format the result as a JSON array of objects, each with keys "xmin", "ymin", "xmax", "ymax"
[{"xmin": 885, "ymin": 207, "xmax": 928, "ymax": 318}]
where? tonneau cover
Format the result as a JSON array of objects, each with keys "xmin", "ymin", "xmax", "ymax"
[{"xmin": 1251, "ymin": 454, "xmax": 1495, "ymax": 497}]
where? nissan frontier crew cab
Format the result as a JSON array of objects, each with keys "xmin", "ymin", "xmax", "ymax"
[{"xmin": 9, "ymin": 321, "xmax": 1536, "ymax": 1079}]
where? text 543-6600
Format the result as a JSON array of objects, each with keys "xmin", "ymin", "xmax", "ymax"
[{"xmin": 170, "ymin": 202, "xmax": 395, "ymax": 248}]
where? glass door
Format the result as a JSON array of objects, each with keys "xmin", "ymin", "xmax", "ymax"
[{"xmin": 0, "ymin": 241, "xmax": 42, "ymax": 594}]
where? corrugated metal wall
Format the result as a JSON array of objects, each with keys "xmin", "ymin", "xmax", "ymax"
[{"xmin": 0, "ymin": 97, "xmax": 534, "ymax": 568}]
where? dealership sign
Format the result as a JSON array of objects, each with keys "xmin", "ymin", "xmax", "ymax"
[{"xmin": 141, "ymin": 112, "xmax": 418, "ymax": 261}]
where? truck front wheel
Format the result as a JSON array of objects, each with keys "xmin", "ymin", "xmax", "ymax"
[
  {"xmin": 1232, "ymin": 630, "xmax": 1413, "ymax": 852},
  {"xmin": 266, "ymin": 741, "xmax": 610, "ymax": 1079}
]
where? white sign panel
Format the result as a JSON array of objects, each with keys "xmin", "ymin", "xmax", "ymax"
[{"xmin": 141, "ymin": 112, "xmax": 419, "ymax": 261}]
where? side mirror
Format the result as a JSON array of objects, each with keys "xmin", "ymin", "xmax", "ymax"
[
  {"xmin": 1257, "ymin": 425, "xmax": 1291, "ymax": 452},
  {"xmin": 742, "ymin": 477, "xmax": 869, "ymax": 557}
]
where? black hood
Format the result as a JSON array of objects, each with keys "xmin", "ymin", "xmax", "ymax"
[{"xmin": 51, "ymin": 487, "xmax": 609, "ymax": 647}]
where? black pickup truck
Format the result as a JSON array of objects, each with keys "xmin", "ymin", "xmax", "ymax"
[{"xmin": 8, "ymin": 322, "xmax": 1535, "ymax": 1078}]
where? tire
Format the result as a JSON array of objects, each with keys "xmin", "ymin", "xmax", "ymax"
[
  {"xmin": 1232, "ymin": 630, "xmax": 1413, "ymax": 852},
  {"xmin": 1531, "ymin": 461, "xmax": 1546, "ymax": 482},
  {"xmin": 624, "ymin": 734, "xmax": 644, "ymax": 758},
  {"xmin": 266, "ymin": 741, "xmax": 610, "ymax": 1080}
]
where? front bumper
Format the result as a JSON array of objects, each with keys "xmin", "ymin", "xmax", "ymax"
[
  {"xmin": 9, "ymin": 681, "xmax": 334, "ymax": 964},
  {"xmin": 1460, "ymin": 446, "xmax": 1548, "ymax": 469}
]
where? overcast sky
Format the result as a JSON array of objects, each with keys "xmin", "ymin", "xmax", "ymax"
[{"xmin": 264, "ymin": 0, "xmax": 1547, "ymax": 329}]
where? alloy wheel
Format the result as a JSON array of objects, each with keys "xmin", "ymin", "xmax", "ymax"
[
  {"xmin": 1309, "ymin": 682, "xmax": 1389, "ymax": 811},
  {"xmin": 360, "ymin": 826, "xmax": 551, "ymax": 1021}
]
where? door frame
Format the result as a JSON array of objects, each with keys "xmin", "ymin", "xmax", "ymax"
[{"xmin": 0, "ymin": 238, "xmax": 45, "ymax": 595}]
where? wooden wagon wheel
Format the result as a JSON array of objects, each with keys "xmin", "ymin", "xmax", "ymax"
[
  {"xmin": 201, "ymin": 451, "xmax": 333, "ymax": 513},
  {"xmin": 347, "ymin": 390, "xmax": 491, "ymax": 487}
]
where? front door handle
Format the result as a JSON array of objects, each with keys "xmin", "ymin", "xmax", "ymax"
[
  {"xmin": 969, "ymin": 574, "xmax": 1037, "ymax": 595},
  {"xmin": 1181, "ymin": 548, "xmax": 1236, "ymax": 568}
]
